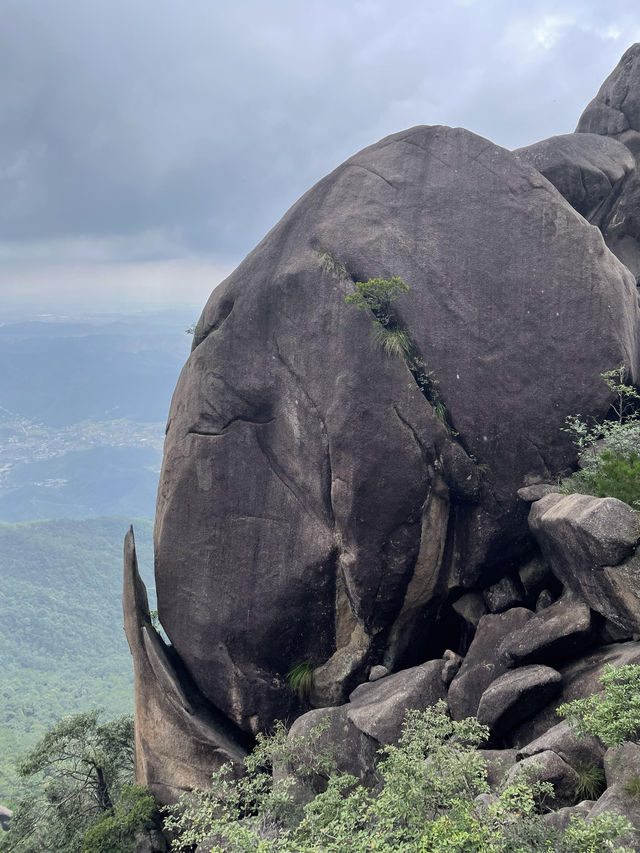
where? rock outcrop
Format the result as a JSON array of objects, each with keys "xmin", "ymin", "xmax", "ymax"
[
  {"xmin": 576, "ymin": 44, "xmax": 640, "ymax": 279},
  {"xmin": 128, "ymin": 44, "xmax": 640, "ymax": 823},
  {"xmin": 123, "ymin": 528, "xmax": 248, "ymax": 804},
  {"xmin": 529, "ymin": 493, "xmax": 640, "ymax": 632},
  {"xmin": 0, "ymin": 806, "xmax": 12, "ymax": 832},
  {"xmin": 154, "ymin": 123, "xmax": 638, "ymax": 738},
  {"xmin": 514, "ymin": 133, "xmax": 635, "ymax": 222}
]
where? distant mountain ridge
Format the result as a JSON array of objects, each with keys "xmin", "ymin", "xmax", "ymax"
[{"xmin": 0, "ymin": 310, "xmax": 193, "ymax": 522}]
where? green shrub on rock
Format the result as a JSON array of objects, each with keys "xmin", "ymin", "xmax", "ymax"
[
  {"xmin": 163, "ymin": 700, "xmax": 634, "ymax": 852},
  {"xmin": 81, "ymin": 784, "xmax": 156, "ymax": 853},
  {"xmin": 560, "ymin": 449, "xmax": 640, "ymax": 508},
  {"xmin": 561, "ymin": 365, "xmax": 640, "ymax": 507},
  {"xmin": 345, "ymin": 276, "xmax": 409, "ymax": 328},
  {"xmin": 558, "ymin": 664, "xmax": 640, "ymax": 746}
]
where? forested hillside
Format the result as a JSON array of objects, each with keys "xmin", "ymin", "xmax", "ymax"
[{"xmin": 0, "ymin": 517, "xmax": 154, "ymax": 806}]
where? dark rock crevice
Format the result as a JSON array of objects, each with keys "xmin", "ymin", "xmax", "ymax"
[{"xmin": 187, "ymin": 411, "xmax": 275, "ymax": 437}]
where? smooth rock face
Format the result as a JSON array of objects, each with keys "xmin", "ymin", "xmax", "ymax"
[
  {"xmin": 347, "ymin": 659, "xmax": 446, "ymax": 744},
  {"xmin": 476, "ymin": 665, "xmax": 562, "ymax": 736},
  {"xmin": 529, "ymin": 493, "xmax": 640, "ymax": 631},
  {"xmin": 497, "ymin": 593, "xmax": 593, "ymax": 667},
  {"xmin": 155, "ymin": 123, "xmax": 639, "ymax": 732},
  {"xmin": 517, "ymin": 720, "xmax": 604, "ymax": 770},
  {"xmin": 576, "ymin": 44, "xmax": 640, "ymax": 279},
  {"xmin": 515, "ymin": 133, "xmax": 635, "ymax": 221},
  {"xmin": 122, "ymin": 528, "xmax": 247, "ymax": 804}
]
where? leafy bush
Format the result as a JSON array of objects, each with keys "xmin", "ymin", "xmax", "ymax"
[
  {"xmin": 163, "ymin": 701, "xmax": 634, "ymax": 852},
  {"xmin": 561, "ymin": 449, "xmax": 640, "ymax": 507},
  {"xmin": 345, "ymin": 276, "xmax": 409, "ymax": 328},
  {"xmin": 558, "ymin": 664, "xmax": 640, "ymax": 746},
  {"xmin": 561, "ymin": 365, "xmax": 640, "ymax": 507},
  {"xmin": 81, "ymin": 784, "xmax": 156, "ymax": 853}
]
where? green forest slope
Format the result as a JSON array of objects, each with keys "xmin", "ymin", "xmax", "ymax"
[{"xmin": 0, "ymin": 516, "xmax": 154, "ymax": 807}]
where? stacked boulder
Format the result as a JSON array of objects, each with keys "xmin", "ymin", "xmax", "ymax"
[{"xmin": 282, "ymin": 489, "xmax": 640, "ymax": 836}]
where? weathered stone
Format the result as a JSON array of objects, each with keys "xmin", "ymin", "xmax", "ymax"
[
  {"xmin": 535, "ymin": 589, "xmax": 556, "ymax": 611},
  {"xmin": 604, "ymin": 742, "xmax": 640, "ymax": 789},
  {"xmin": 347, "ymin": 659, "xmax": 446, "ymax": 745},
  {"xmin": 515, "ymin": 133, "xmax": 635, "ymax": 221},
  {"xmin": 441, "ymin": 649, "xmax": 463, "ymax": 686},
  {"xmin": 543, "ymin": 801, "xmax": 594, "ymax": 834},
  {"xmin": 577, "ymin": 44, "xmax": 640, "ymax": 280},
  {"xmin": 517, "ymin": 484, "xmax": 561, "ymax": 503},
  {"xmin": 599, "ymin": 618, "xmax": 634, "ymax": 644},
  {"xmin": 368, "ymin": 665, "xmax": 389, "ymax": 682},
  {"xmin": 578, "ymin": 43, "xmax": 640, "ymax": 140},
  {"xmin": 511, "ymin": 640, "xmax": 640, "ymax": 747},
  {"xmin": 285, "ymin": 705, "xmax": 379, "ymax": 791},
  {"xmin": 134, "ymin": 829, "xmax": 168, "ymax": 853},
  {"xmin": 154, "ymin": 123, "xmax": 640, "ymax": 731},
  {"xmin": 498, "ymin": 593, "xmax": 593, "ymax": 667},
  {"xmin": 506, "ymin": 750, "xmax": 580, "ymax": 808},
  {"xmin": 123, "ymin": 527, "xmax": 248, "ymax": 805},
  {"xmin": 476, "ymin": 665, "xmax": 562, "ymax": 736},
  {"xmin": 529, "ymin": 493, "xmax": 640, "ymax": 632},
  {"xmin": 517, "ymin": 720, "xmax": 604, "ymax": 770},
  {"xmin": 483, "ymin": 575, "xmax": 524, "ymax": 613},
  {"xmin": 282, "ymin": 660, "xmax": 447, "ymax": 791},
  {"xmin": 451, "ymin": 592, "xmax": 487, "ymax": 632},
  {"xmin": 589, "ymin": 785, "xmax": 640, "ymax": 848},
  {"xmin": 447, "ymin": 608, "xmax": 533, "ymax": 721},
  {"xmin": 477, "ymin": 749, "xmax": 518, "ymax": 791},
  {"xmin": 517, "ymin": 554, "xmax": 554, "ymax": 603},
  {"xmin": 0, "ymin": 805, "xmax": 12, "ymax": 832}
]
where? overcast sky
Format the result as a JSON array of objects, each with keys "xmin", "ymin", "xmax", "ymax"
[{"xmin": 2, "ymin": 0, "xmax": 640, "ymax": 314}]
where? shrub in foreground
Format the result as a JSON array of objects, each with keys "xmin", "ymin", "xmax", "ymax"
[{"xmin": 163, "ymin": 700, "xmax": 634, "ymax": 852}]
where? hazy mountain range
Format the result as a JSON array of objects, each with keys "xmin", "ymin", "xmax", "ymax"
[{"xmin": 0, "ymin": 309, "xmax": 194, "ymax": 521}]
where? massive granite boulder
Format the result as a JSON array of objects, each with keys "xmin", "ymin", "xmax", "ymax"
[
  {"xmin": 514, "ymin": 133, "xmax": 634, "ymax": 222},
  {"xmin": 576, "ymin": 43, "xmax": 640, "ymax": 280},
  {"xmin": 154, "ymin": 124, "xmax": 639, "ymax": 735},
  {"xmin": 529, "ymin": 493, "xmax": 640, "ymax": 633}
]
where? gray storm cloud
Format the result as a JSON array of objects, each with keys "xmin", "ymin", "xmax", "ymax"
[{"xmin": 1, "ymin": 0, "xmax": 640, "ymax": 307}]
